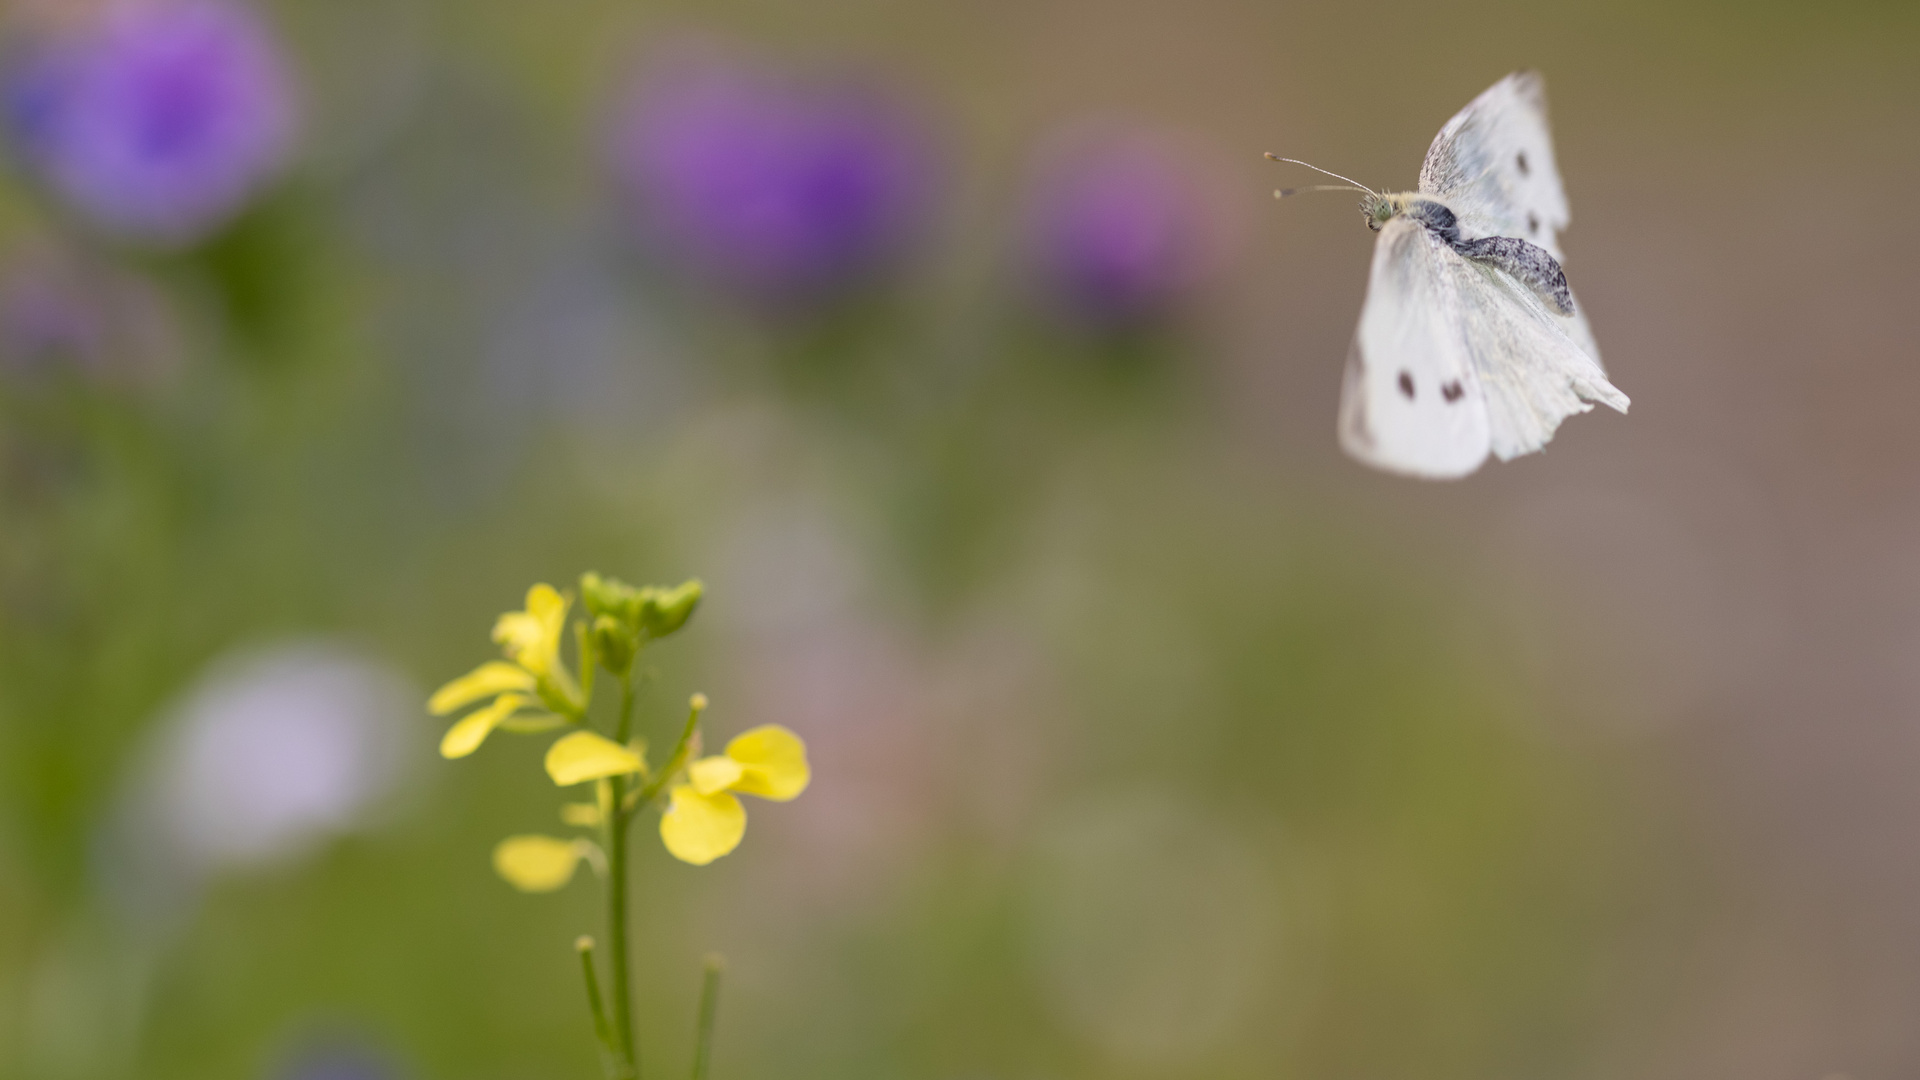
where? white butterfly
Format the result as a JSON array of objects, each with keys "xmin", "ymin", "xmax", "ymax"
[{"xmin": 1273, "ymin": 71, "xmax": 1627, "ymax": 479}]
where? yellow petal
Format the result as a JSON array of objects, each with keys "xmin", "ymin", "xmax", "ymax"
[
  {"xmin": 493, "ymin": 584, "xmax": 568, "ymax": 676},
  {"xmin": 527, "ymin": 584, "xmax": 569, "ymax": 672},
  {"xmin": 725, "ymin": 725, "xmax": 810, "ymax": 801},
  {"xmin": 560, "ymin": 802, "xmax": 602, "ymax": 827},
  {"xmin": 687, "ymin": 755, "xmax": 744, "ymax": 796},
  {"xmin": 545, "ymin": 730, "xmax": 644, "ymax": 786},
  {"xmin": 526, "ymin": 582, "xmax": 567, "ymax": 629},
  {"xmin": 429, "ymin": 661, "xmax": 536, "ymax": 715},
  {"xmin": 493, "ymin": 835, "xmax": 585, "ymax": 892},
  {"xmin": 439, "ymin": 693, "xmax": 529, "ymax": 759},
  {"xmin": 492, "ymin": 613, "xmax": 539, "ymax": 669},
  {"xmin": 659, "ymin": 785, "xmax": 746, "ymax": 866}
]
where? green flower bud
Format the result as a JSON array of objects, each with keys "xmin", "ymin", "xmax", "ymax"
[
  {"xmin": 580, "ymin": 571, "xmax": 643, "ymax": 622},
  {"xmin": 639, "ymin": 579, "xmax": 703, "ymax": 640},
  {"xmin": 592, "ymin": 614, "xmax": 637, "ymax": 675}
]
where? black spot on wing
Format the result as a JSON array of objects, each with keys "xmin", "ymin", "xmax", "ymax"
[
  {"xmin": 1442, "ymin": 380, "xmax": 1464, "ymax": 403},
  {"xmin": 1397, "ymin": 371, "xmax": 1415, "ymax": 400},
  {"xmin": 1515, "ymin": 151, "xmax": 1530, "ymax": 176},
  {"xmin": 1527, "ymin": 212, "xmax": 1540, "ymax": 235}
]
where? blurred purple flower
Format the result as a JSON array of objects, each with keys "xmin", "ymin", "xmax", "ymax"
[
  {"xmin": 276, "ymin": 1035, "xmax": 407, "ymax": 1080},
  {"xmin": 0, "ymin": 254, "xmax": 106, "ymax": 370},
  {"xmin": 280, "ymin": 1049, "xmax": 400, "ymax": 1080},
  {"xmin": 1025, "ymin": 133, "xmax": 1215, "ymax": 328},
  {"xmin": 609, "ymin": 51, "xmax": 934, "ymax": 305},
  {"xmin": 0, "ymin": 244, "xmax": 178, "ymax": 382},
  {"xmin": 3, "ymin": 0, "xmax": 297, "ymax": 245}
]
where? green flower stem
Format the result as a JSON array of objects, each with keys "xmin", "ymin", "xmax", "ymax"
[
  {"xmin": 575, "ymin": 936, "xmax": 620, "ymax": 1075},
  {"xmin": 635, "ymin": 694, "xmax": 707, "ymax": 809},
  {"xmin": 605, "ymin": 671, "xmax": 640, "ymax": 1079},
  {"xmin": 691, "ymin": 954, "xmax": 724, "ymax": 1080},
  {"xmin": 577, "ymin": 622, "xmax": 597, "ymax": 705}
]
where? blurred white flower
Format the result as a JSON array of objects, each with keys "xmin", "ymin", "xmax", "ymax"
[{"xmin": 104, "ymin": 639, "xmax": 419, "ymax": 921}]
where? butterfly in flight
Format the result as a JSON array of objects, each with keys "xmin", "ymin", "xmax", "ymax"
[{"xmin": 1272, "ymin": 71, "xmax": 1627, "ymax": 479}]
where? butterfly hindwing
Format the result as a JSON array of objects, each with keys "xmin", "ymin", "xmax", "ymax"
[
  {"xmin": 1453, "ymin": 255, "xmax": 1627, "ymax": 461},
  {"xmin": 1339, "ymin": 217, "xmax": 1492, "ymax": 478}
]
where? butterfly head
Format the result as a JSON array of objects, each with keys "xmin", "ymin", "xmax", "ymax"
[
  {"xmin": 1362, "ymin": 194, "xmax": 1395, "ymax": 231},
  {"xmin": 1361, "ymin": 193, "xmax": 1420, "ymax": 232}
]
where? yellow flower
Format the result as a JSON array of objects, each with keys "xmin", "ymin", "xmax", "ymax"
[
  {"xmin": 430, "ymin": 584, "xmax": 581, "ymax": 759},
  {"xmin": 493, "ymin": 835, "xmax": 598, "ymax": 892},
  {"xmin": 660, "ymin": 725, "xmax": 808, "ymax": 865}
]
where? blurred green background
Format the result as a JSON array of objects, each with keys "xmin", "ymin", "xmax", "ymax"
[{"xmin": 1, "ymin": 0, "xmax": 1916, "ymax": 1078}]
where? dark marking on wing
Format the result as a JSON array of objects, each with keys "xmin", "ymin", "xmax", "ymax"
[
  {"xmin": 1515, "ymin": 151, "xmax": 1530, "ymax": 176},
  {"xmin": 1527, "ymin": 212, "xmax": 1540, "ymax": 235},
  {"xmin": 1397, "ymin": 371, "xmax": 1416, "ymax": 399},
  {"xmin": 1454, "ymin": 234, "xmax": 1574, "ymax": 315},
  {"xmin": 1442, "ymin": 380, "xmax": 1465, "ymax": 403}
]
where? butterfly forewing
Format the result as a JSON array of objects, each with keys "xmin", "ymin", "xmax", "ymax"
[
  {"xmin": 1417, "ymin": 70, "xmax": 1605, "ymax": 369},
  {"xmin": 1419, "ymin": 70, "xmax": 1569, "ymax": 257}
]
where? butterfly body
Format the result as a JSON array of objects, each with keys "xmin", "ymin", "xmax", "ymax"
[
  {"xmin": 1362, "ymin": 193, "xmax": 1574, "ymax": 315},
  {"xmin": 1293, "ymin": 71, "xmax": 1628, "ymax": 479}
]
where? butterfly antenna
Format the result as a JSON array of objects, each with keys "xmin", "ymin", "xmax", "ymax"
[
  {"xmin": 1263, "ymin": 154, "xmax": 1378, "ymax": 198},
  {"xmin": 1274, "ymin": 183, "xmax": 1373, "ymax": 199}
]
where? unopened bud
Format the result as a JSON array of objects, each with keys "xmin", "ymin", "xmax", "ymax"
[
  {"xmin": 580, "ymin": 571, "xmax": 643, "ymax": 623},
  {"xmin": 592, "ymin": 614, "xmax": 637, "ymax": 674},
  {"xmin": 639, "ymin": 579, "xmax": 703, "ymax": 639}
]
